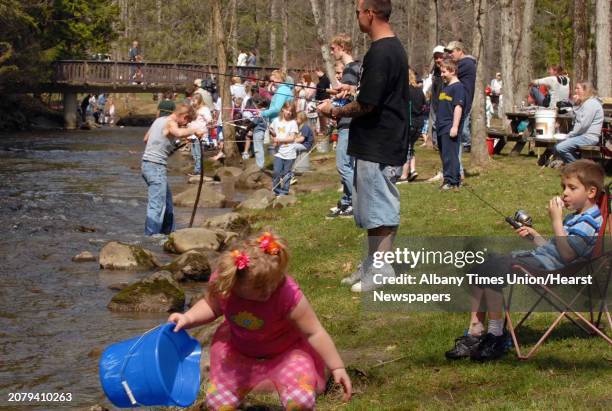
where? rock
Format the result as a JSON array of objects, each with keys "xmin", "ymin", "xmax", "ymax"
[
  {"xmin": 173, "ymin": 185, "xmax": 225, "ymax": 208},
  {"xmin": 99, "ymin": 241, "xmax": 159, "ymax": 270},
  {"xmin": 162, "ymin": 250, "xmax": 211, "ymax": 282},
  {"xmin": 214, "ymin": 166, "xmax": 243, "ymax": 181},
  {"xmin": 202, "ymin": 212, "xmax": 251, "ymax": 234},
  {"xmin": 107, "ymin": 271, "xmax": 185, "ymax": 313},
  {"xmin": 89, "ymin": 405, "xmax": 109, "ymax": 411},
  {"xmin": 188, "ymin": 175, "xmax": 214, "ymax": 184},
  {"xmin": 236, "ymin": 164, "xmax": 273, "ymax": 189},
  {"xmin": 76, "ymin": 225, "xmax": 96, "ymax": 233},
  {"xmin": 88, "ymin": 346, "xmax": 104, "ymax": 359},
  {"xmin": 108, "ymin": 282, "xmax": 129, "ymax": 291},
  {"xmin": 72, "ymin": 251, "xmax": 97, "ymax": 262},
  {"xmin": 270, "ymin": 194, "xmax": 298, "ymax": 209},
  {"xmin": 164, "ymin": 228, "xmax": 224, "ymax": 254},
  {"xmin": 237, "ymin": 189, "xmax": 275, "ymax": 210}
]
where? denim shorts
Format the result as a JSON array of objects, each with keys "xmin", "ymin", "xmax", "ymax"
[{"xmin": 352, "ymin": 159, "xmax": 401, "ymax": 229}]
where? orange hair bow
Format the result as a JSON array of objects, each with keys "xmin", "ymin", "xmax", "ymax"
[{"xmin": 257, "ymin": 232, "xmax": 280, "ymax": 255}]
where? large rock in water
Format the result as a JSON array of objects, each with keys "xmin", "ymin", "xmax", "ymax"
[
  {"xmin": 188, "ymin": 175, "xmax": 214, "ymax": 184},
  {"xmin": 202, "ymin": 212, "xmax": 251, "ymax": 235},
  {"xmin": 237, "ymin": 189, "xmax": 275, "ymax": 210},
  {"xmin": 164, "ymin": 228, "xmax": 224, "ymax": 254},
  {"xmin": 107, "ymin": 271, "xmax": 185, "ymax": 313},
  {"xmin": 99, "ymin": 241, "xmax": 159, "ymax": 270},
  {"xmin": 161, "ymin": 250, "xmax": 212, "ymax": 282},
  {"xmin": 173, "ymin": 185, "xmax": 225, "ymax": 208},
  {"xmin": 214, "ymin": 166, "xmax": 243, "ymax": 181},
  {"xmin": 236, "ymin": 164, "xmax": 273, "ymax": 189}
]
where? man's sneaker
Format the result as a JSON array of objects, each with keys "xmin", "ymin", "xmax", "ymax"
[
  {"xmin": 290, "ymin": 177, "xmax": 298, "ymax": 185},
  {"xmin": 445, "ymin": 334, "xmax": 483, "ymax": 360},
  {"xmin": 351, "ymin": 263, "xmax": 395, "ymax": 293},
  {"xmin": 338, "ymin": 205, "xmax": 353, "ymax": 218},
  {"xmin": 341, "ymin": 262, "xmax": 364, "ymax": 285},
  {"xmin": 408, "ymin": 171, "xmax": 419, "ymax": 181},
  {"xmin": 470, "ymin": 333, "xmax": 508, "ymax": 361}
]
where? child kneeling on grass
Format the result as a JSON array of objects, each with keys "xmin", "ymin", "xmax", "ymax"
[
  {"xmin": 169, "ymin": 231, "xmax": 352, "ymax": 410},
  {"xmin": 446, "ymin": 159, "xmax": 604, "ymax": 361}
]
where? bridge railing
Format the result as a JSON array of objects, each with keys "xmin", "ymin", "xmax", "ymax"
[{"xmin": 53, "ymin": 60, "xmax": 305, "ymax": 87}]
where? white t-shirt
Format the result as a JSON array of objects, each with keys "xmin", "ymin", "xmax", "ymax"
[
  {"xmin": 490, "ymin": 78, "xmax": 502, "ymax": 95},
  {"xmin": 533, "ymin": 75, "xmax": 570, "ymax": 108},
  {"xmin": 189, "ymin": 106, "xmax": 212, "ymax": 139},
  {"xmin": 237, "ymin": 53, "xmax": 248, "ymax": 67},
  {"xmin": 271, "ymin": 118, "xmax": 298, "ymax": 160},
  {"xmin": 230, "ymin": 84, "xmax": 247, "ymax": 100}
]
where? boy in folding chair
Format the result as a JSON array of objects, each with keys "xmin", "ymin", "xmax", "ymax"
[{"xmin": 446, "ymin": 159, "xmax": 605, "ymax": 361}]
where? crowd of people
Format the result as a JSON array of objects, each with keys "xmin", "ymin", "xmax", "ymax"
[{"xmin": 133, "ymin": 1, "xmax": 611, "ymax": 409}]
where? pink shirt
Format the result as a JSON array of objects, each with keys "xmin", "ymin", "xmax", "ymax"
[{"xmin": 214, "ymin": 275, "xmax": 304, "ymax": 358}]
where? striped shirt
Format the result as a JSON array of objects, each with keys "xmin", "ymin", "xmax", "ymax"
[{"xmin": 530, "ymin": 205, "xmax": 602, "ymax": 270}]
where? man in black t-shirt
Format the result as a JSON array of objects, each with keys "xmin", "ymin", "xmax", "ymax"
[{"xmin": 318, "ymin": 0, "xmax": 409, "ymax": 293}]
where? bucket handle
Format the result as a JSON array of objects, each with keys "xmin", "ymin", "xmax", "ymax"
[{"xmin": 118, "ymin": 323, "xmax": 166, "ymax": 406}]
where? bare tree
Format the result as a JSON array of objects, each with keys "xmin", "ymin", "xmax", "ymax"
[
  {"xmin": 499, "ymin": 0, "xmax": 516, "ymax": 119},
  {"xmin": 269, "ymin": 0, "xmax": 278, "ymax": 65},
  {"xmin": 211, "ymin": 0, "xmax": 239, "ymax": 163},
  {"xmin": 471, "ymin": 0, "xmax": 490, "ymax": 166},
  {"xmin": 282, "ymin": 0, "xmax": 288, "ymax": 70},
  {"xmin": 573, "ymin": 0, "xmax": 589, "ymax": 82},
  {"xmin": 229, "ymin": 0, "xmax": 238, "ymax": 63},
  {"xmin": 309, "ymin": 0, "xmax": 337, "ymax": 86},
  {"xmin": 515, "ymin": 0, "xmax": 535, "ymax": 105},
  {"xmin": 428, "ymin": 0, "xmax": 438, "ymax": 57},
  {"xmin": 595, "ymin": 0, "xmax": 611, "ymax": 96}
]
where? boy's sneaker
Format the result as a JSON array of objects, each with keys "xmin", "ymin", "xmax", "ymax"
[
  {"xmin": 290, "ymin": 177, "xmax": 298, "ymax": 185},
  {"xmin": 445, "ymin": 334, "xmax": 483, "ymax": 360},
  {"xmin": 470, "ymin": 333, "xmax": 508, "ymax": 362}
]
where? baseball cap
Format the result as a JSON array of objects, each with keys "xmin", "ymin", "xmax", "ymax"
[
  {"xmin": 445, "ymin": 41, "xmax": 464, "ymax": 52},
  {"xmin": 432, "ymin": 45, "xmax": 446, "ymax": 55}
]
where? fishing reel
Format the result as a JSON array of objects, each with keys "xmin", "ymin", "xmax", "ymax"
[{"xmin": 505, "ymin": 210, "xmax": 534, "ymax": 240}]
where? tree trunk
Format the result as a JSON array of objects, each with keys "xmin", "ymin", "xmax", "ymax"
[
  {"xmin": 573, "ymin": 0, "xmax": 589, "ymax": 82},
  {"xmin": 428, "ymin": 0, "xmax": 438, "ymax": 59},
  {"xmin": 211, "ymin": 0, "xmax": 239, "ymax": 164},
  {"xmin": 326, "ymin": 0, "xmax": 336, "ymax": 39},
  {"xmin": 229, "ymin": 0, "xmax": 238, "ymax": 63},
  {"xmin": 471, "ymin": 0, "xmax": 490, "ymax": 167},
  {"xmin": 269, "ymin": 0, "xmax": 278, "ymax": 65},
  {"xmin": 156, "ymin": 0, "xmax": 162, "ymax": 24},
  {"xmin": 282, "ymin": 0, "xmax": 288, "ymax": 70},
  {"xmin": 595, "ymin": 0, "xmax": 611, "ymax": 96},
  {"xmin": 515, "ymin": 0, "xmax": 535, "ymax": 105},
  {"xmin": 309, "ymin": 0, "xmax": 337, "ymax": 87},
  {"xmin": 587, "ymin": 0, "xmax": 597, "ymax": 84},
  {"xmin": 500, "ymin": 0, "xmax": 516, "ymax": 119}
]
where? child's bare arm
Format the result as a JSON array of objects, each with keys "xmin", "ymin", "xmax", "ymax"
[
  {"xmin": 549, "ymin": 197, "xmax": 577, "ymax": 263},
  {"xmin": 289, "ymin": 297, "xmax": 352, "ymax": 401},
  {"xmin": 168, "ymin": 292, "xmax": 221, "ymax": 332},
  {"xmin": 516, "ymin": 226, "xmax": 547, "ymax": 246},
  {"xmin": 450, "ymin": 105, "xmax": 463, "ymax": 138}
]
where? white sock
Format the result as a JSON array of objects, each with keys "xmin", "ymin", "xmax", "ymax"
[
  {"xmin": 488, "ymin": 319, "xmax": 504, "ymax": 337},
  {"xmin": 468, "ymin": 321, "xmax": 484, "ymax": 337}
]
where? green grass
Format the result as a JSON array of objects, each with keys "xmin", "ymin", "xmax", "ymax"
[{"xmin": 237, "ymin": 145, "xmax": 612, "ymax": 410}]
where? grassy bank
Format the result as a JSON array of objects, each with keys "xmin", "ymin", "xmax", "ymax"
[{"xmin": 239, "ymin": 145, "xmax": 612, "ymax": 410}]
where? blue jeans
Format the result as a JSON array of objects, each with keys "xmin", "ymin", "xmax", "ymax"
[
  {"xmin": 439, "ymin": 133, "xmax": 461, "ymax": 186},
  {"xmin": 191, "ymin": 140, "xmax": 201, "ymax": 174},
  {"xmin": 461, "ymin": 111, "xmax": 471, "ymax": 147},
  {"xmin": 336, "ymin": 128, "xmax": 355, "ymax": 208},
  {"xmin": 554, "ymin": 135, "xmax": 600, "ymax": 164},
  {"xmin": 253, "ymin": 130, "xmax": 265, "ymax": 169},
  {"xmin": 352, "ymin": 159, "xmax": 401, "ymax": 229},
  {"xmin": 530, "ymin": 86, "xmax": 547, "ymax": 107},
  {"xmin": 273, "ymin": 156, "xmax": 294, "ymax": 195},
  {"xmin": 142, "ymin": 161, "xmax": 175, "ymax": 235},
  {"xmin": 430, "ymin": 109, "xmax": 438, "ymax": 147}
]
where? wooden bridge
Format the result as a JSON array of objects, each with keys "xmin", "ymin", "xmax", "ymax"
[{"xmin": 48, "ymin": 60, "xmax": 305, "ymax": 129}]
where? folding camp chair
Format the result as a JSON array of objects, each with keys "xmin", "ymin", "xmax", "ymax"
[{"xmin": 504, "ymin": 184, "xmax": 612, "ymax": 359}]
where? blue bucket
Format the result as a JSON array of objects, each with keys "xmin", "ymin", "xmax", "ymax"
[{"xmin": 99, "ymin": 323, "xmax": 202, "ymax": 408}]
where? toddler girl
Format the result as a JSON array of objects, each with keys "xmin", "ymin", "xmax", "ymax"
[{"xmin": 169, "ymin": 232, "xmax": 352, "ymax": 410}]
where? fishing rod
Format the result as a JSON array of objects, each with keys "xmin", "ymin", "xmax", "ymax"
[{"xmin": 461, "ymin": 184, "xmax": 534, "ymax": 238}]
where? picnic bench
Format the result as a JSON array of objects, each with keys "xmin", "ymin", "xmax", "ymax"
[{"xmin": 487, "ymin": 98, "xmax": 612, "ymax": 163}]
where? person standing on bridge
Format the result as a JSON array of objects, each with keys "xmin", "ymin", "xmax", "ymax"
[
  {"xmin": 141, "ymin": 103, "xmax": 202, "ymax": 236},
  {"xmin": 128, "ymin": 40, "xmax": 142, "ymax": 81}
]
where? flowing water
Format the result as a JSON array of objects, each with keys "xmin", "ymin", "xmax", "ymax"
[{"xmin": 0, "ymin": 127, "xmax": 233, "ymax": 409}]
